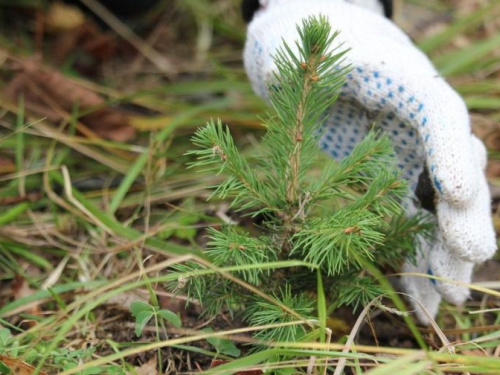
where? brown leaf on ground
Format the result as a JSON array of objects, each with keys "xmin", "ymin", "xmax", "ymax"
[
  {"xmin": 11, "ymin": 275, "xmax": 41, "ymax": 327},
  {"xmin": 0, "ymin": 355, "xmax": 48, "ymax": 375},
  {"xmin": 0, "ymin": 156, "xmax": 15, "ymax": 174},
  {"xmin": 4, "ymin": 60, "xmax": 135, "ymax": 141},
  {"xmin": 43, "ymin": 1, "xmax": 118, "ymax": 64},
  {"xmin": 50, "ymin": 23, "xmax": 118, "ymax": 65},
  {"xmin": 132, "ymin": 355, "xmax": 158, "ymax": 375}
]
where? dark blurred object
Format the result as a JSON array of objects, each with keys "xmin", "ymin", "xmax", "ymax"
[
  {"xmin": 379, "ymin": 0, "xmax": 393, "ymax": 19},
  {"xmin": 241, "ymin": 0, "xmax": 259, "ymax": 23},
  {"xmin": 415, "ymin": 164, "xmax": 436, "ymax": 214},
  {"xmin": 63, "ymin": 0, "xmax": 162, "ymax": 19}
]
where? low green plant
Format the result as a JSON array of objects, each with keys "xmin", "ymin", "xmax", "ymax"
[
  {"xmin": 130, "ymin": 301, "xmax": 181, "ymax": 338},
  {"xmin": 203, "ymin": 328, "xmax": 241, "ymax": 358},
  {"xmin": 0, "ymin": 327, "xmax": 116, "ymax": 374},
  {"xmin": 130, "ymin": 301, "xmax": 181, "ymax": 371},
  {"xmin": 170, "ymin": 14, "xmax": 429, "ymax": 351}
]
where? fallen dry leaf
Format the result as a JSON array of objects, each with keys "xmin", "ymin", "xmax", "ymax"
[
  {"xmin": 51, "ymin": 22, "xmax": 118, "ymax": 64},
  {"xmin": 11, "ymin": 275, "xmax": 41, "ymax": 327},
  {"xmin": 133, "ymin": 355, "xmax": 158, "ymax": 375},
  {"xmin": 4, "ymin": 60, "xmax": 135, "ymax": 142},
  {"xmin": 0, "ymin": 355, "xmax": 48, "ymax": 375}
]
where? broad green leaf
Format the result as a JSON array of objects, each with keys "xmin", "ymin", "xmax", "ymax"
[
  {"xmin": 134, "ymin": 311, "xmax": 154, "ymax": 337},
  {"xmin": 205, "ymin": 329, "xmax": 241, "ymax": 358},
  {"xmin": 175, "ymin": 227, "xmax": 197, "ymax": 240},
  {"xmin": 157, "ymin": 309, "xmax": 182, "ymax": 328},
  {"xmin": 129, "ymin": 301, "xmax": 154, "ymax": 317}
]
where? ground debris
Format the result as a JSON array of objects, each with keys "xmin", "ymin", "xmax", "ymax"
[
  {"xmin": 132, "ymin": 354, "xmax": 159, "ymax": 375},
  {"xmin": 10, "ymin": 274, "xmax": 41, "ymax": 327},
  {"xmin": 4, "ymin": 59, "xmax": 135, "ymax": 141},
  {"xmin": 0, "ymin": 354, "xmax": 48, "ymax": 375}
]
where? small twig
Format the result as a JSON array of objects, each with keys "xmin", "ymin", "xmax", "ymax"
[
  {"xmin": 397, "ymin": 292, "xmax": 454, "ymax": 354},
  {"xmin": 307, "ymin": 356, "xmax": 316, "ymax": 375},
  {"xmin": 333, "ymin": 296, "xmax": 382, "ymax": 375},
  {"xmin": 128, "ymin": 10, "xmax": 170, "ymax": 74},
  {"xmin": 291, "ymin": 191, "xmax": 311, "ymax": 222},
  {"xmin": 41, "ymin": 256, "xmax": 70, "ymax": 290},
  {"xmin": 61, "ymin": 165, "xmax": 115, "ymax": 235},
  {"xmin": 216, "ymin": 202, "xmax": 238, "ymax": 225}
]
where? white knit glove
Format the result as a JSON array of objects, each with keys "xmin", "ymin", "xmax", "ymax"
[{"xmin": 243, "ymin": 0, "xmax": 497, "ymax": 324}]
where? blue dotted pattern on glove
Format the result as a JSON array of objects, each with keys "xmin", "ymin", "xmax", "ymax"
[
  {"xmin": 248, "ymin": 38, "xmax": 443, "ymax": 195},
  {"xmin": 319, "ymin": 66, "xmax": 441, "ymax": 192},
  {"xmin": 427, "ymin": 267, "xmax": 437, "ymax": 286}
]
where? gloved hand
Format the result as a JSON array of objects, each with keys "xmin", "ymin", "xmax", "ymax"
[{"xmin": 243, "ymin": 0, "xmax": 497, "ymax": 324}]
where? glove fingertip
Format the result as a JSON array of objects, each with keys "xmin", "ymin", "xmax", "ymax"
[
  {"xmin": 436, "ymin": 283, "xmax": 470, "ymax": 306},
  {"xmin": 437, "ymin": 198, "xmax": 497, "ymax": 263},
  {"xmin": 430, "ymin": 243, "xmax": 473, "ymax": 305},
  {"xmin": 400, "ymin": 267, "xmax": 441, "ymax": 326},
  {"xmin": 442, "ymin": 230, "xmax": 497, "ymax": 263}
]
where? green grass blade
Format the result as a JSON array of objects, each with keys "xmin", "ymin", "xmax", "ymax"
[
  {"xmin": 0, "ymin": 281, "xmax": 104, "ymax": 317},
  {"xmin": 0, "ymin": 202, "xmax": 30, "ymax": 225},
  {"xmin": 1, "ymin": 242, "xmax": 52, "ymax": 270},
  {"xmin": 365, "ymin": 352, "xmax": 429, "ymax": 375},
  {"xmin": 109, "ymin": 98, "xmax": 232, "ymax": 214},
  {"xmin": 316, "ymin": 269, "xmax": 326, "ymax": 344},
  {"xmin": 419, "ymin": 0, "xmax": 500, "ymax": 53},
  {"xmin": 49, "ymin": 170, "xmax": 205, "ymax": 258},
  {"xmin": 435, "ymin": 30, "xmax": 500, "ymax": 76},
  {"xmin": 362, "ymin": 261, "xmax": 427, "ymax": 350}
]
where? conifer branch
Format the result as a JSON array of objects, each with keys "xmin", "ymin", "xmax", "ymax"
[{"xmin": 188, "ymin": 120, "xmax": 279, "ymax": 213}]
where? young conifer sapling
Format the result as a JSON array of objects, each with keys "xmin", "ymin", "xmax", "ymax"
[{"xmin": 172, "ymin": 15, "xmax": 428, "ymax": 345}]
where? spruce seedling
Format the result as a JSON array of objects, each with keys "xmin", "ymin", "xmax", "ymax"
[{"xmin": 174, "ymin": 16, "xmax": 428, "ymax": 346}]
